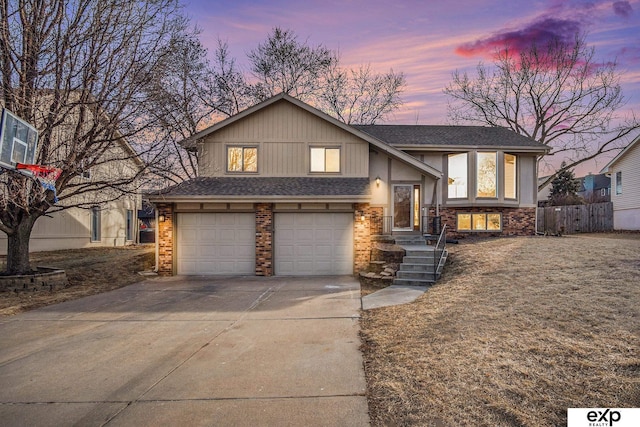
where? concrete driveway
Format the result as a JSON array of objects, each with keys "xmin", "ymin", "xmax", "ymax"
[{"xmin": 0, "ymin": 276, "xmax": 369, "ymax": 426}]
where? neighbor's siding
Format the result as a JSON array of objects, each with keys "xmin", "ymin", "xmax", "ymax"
[
  {"xmin": 0, "ymin": 196, "xmax": 140, "ymax": 254},
  {"xmin": 199, "ymin": 100, "xmax": 369, "ymax": 178},
  {"xmin": 612, "ymin": 140, "xmax": 640, "ymax": 210}
]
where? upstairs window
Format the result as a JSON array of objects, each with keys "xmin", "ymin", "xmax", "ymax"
[
  {"xmin": 227, "ymin": 146, "xmax": 257, "ymax": 172},
  {"xmin": 616, "ymin": 171, "xmax": 622, "ymax": 195},
  {"xmin": 310, "ymin": 147, "xmax": 340, "ymax": 172},
  {"xmin": 447, "ymin": 153, "xmax": 468, "ymax": 198},
  {"xmin": 477, "ymin": 152, "xmax": 497, "ymax": 198}
]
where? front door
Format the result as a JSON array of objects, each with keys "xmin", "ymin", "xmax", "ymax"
[{"xmin": 393, "ymin": 184, "xmax": 421, "ymax": 231}]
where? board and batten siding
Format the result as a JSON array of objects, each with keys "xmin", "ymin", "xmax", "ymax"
[{"xmin": 199, "ymin": 100, "xmax": 369, "ymax": 177}]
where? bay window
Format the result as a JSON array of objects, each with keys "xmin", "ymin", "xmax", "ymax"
[
  {"xmin": 446, "ymin": 151, "xmax": 518, "ymax": 202},
  {"xmin": 447, "ymin": 153, "xmax": 468, "ymax": 198},
  {"xmin": 504, "ymin": 154, "xmax": 517, "ymax": 199},
  {"xmin": 477, "ymin": 152, "xmax": 497, "ymax": 198}
]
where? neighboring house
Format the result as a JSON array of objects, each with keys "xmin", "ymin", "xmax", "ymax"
[
  {"xmin": 0, "ymin": 106, "xmax": 143, "ymax": 254},
  {"xmin": 150, "ymin": 93, "xmax": 548, "ymax": 276},
  {"xmin": 600, "ymin": 135, "xmax": 640, "ymax": 230},
  {"xmin": 577, "ymin": 173, "xmax": 611, "ymax": 203}
]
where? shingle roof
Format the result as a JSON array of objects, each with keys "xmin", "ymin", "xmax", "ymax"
[
  {"xmin": 353, "ymin": 125, "xmax": 548, "ymax": 149},
  {"xmin": 153, "ymin": 177, "xmax": 371, "ymax": 198}
]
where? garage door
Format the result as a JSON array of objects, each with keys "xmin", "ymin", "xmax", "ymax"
[
  {"xmin": 274, "ymin": 212, "xmax": 353, "ymax": 275},
  {"xmin": 177, "ymin": 213, "xmax": 255, "ymax": 275}
]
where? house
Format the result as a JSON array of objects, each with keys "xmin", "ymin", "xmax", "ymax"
[
  {"xmin": 577, "ymin": 173, "xmax": 611, "ymax": 203},
  {"xmin": 0, "ymin": 105, "xmax": 143, "ymax": 255},
  {"xmin": 600, "ymin": 135, "xmax": 640, "ymax": 230},
  {"xmin": 150, "ymin": 93, "xmax": 548, "ymax": 276}
]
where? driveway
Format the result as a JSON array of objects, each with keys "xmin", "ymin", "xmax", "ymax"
[{"xmin": 0, "ymin": 276, "xmax": 369, "ymax": 426}]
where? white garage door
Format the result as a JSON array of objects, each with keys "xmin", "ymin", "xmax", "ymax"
[
  {"xmin": 275, "ymin": 212, "xmax": 353, "ymax": 275},
  {"xmin": 177, "ymin": 213, "xmax": 255, "ymax": 275}
]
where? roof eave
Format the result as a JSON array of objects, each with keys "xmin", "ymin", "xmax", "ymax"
[
  {"xmin": 148, "ymin": 194, "xmax": 372, "ymax": 203},
  {"xmin": 393, "ymin": 144, "xmax": 550, "ymax": 154},
  {"xmin": 600, "ymin": 135, "xmax": 640, "ymax": 174}
]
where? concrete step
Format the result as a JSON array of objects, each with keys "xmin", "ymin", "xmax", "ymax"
[
  {"xmin": 399, "ymin": 263, "xmax": 436, "ymax": 272},
  {"xmin": 404, "ymin": 247, "xmax": 437, "ymax": 257},
  {"xmin": 394, "ymin": 236, "xmax": 427, "ymax": 245},
  {"xmin": 396, "ymin": 271, "xmax": 436, "ymax": 281},
  {"xmin": 393, "ymin": 278, "xmax": 435, "ymax": 286},
  {"xmin": 403, "ymin": 256, "xmax": 438, "ymax": 265}
]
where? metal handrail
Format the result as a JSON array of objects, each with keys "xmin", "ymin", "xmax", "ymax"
[{"xmin": 433, "ymin": 224, "xmax": 447, "ymax": 280}]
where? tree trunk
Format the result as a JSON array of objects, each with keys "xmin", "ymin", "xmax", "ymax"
[{"xmin": 5, "ymin": 215, "xmax": 38, "ymax": 275}]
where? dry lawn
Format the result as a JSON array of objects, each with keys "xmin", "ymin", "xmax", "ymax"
[
  {"xmin": 361, "ymin": 234, "xmax": 640, "ymax": 427},
  {"xmin": 0, "ymin": 246, "xmax": 154, "ymax": 316}
]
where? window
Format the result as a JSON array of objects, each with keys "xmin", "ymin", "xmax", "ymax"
[
  {"xmin": 616, "ymin": 171, "xmax": 622, "ymax": 195},
  {"xmin": 447, "ymin": 153, "xmax": 467, "ymax": 198},
  {"xmin": 227, "ymin": 146, "xmax": 257, "ymax": 172},
  {"xmin": 91, "ymin": 207, "xmax": 101, "ymax": 242},
  {"xmin": 126, "ymin": 210, "xmax": 134, "ymax": 241},
  {"xmin": 310, "ymin": 147, "xmax": 340, "ymax": 172},
  {"xmin": 477, "ymin": 152, "xmax": 497, "ymax": 198},
  {"xmin": 457, "ymin": 213, "xmax": 502, "ymax": 231},
  {"xmin": 504, "ymin": 154, "xmax": 517, "ymax": 199}
]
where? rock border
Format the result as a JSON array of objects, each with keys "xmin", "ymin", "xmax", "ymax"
[{"xmin": 0, "ymin": 267, "xmax": 68, "ymax": 293}]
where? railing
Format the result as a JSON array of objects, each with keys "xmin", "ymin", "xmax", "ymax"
[
  {"xmin": 371, "ymin": 215, "xmax": 440, "ymax": 236},
  {"xmin": 433, "ymin": 224, "xmax": 447, "ymax": 280},
  {"xmin": 422, "ymin": 216, "xmax": 429, "ymax": 235}
]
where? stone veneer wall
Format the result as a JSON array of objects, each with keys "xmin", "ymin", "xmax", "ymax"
[
  {"xmin": 255, "ymin": 203, "xmax": 273, "ymax": 276},
  {"xmin": 428, "ymin": 206, "xmax": 537, "ymax": 239},
  {"xmin": 354, "ymin": 203, "xmax": 378, "ymax": 273},
  {"xmin": 156, "ymin": 203, "xmax": 174, "ymax": 276}
]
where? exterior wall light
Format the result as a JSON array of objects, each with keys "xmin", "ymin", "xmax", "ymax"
[
  {"xmin": 158, "ymin": 214, "xmax": 166, "ymax": 223},
  {"xmin": 375, "ymin": 176, "xmax": 381, "ymax": 187}
]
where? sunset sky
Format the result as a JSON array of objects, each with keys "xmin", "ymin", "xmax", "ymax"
[{"xmin": 184, "ymin": 0, "xmax": 640, "ymax": 174}]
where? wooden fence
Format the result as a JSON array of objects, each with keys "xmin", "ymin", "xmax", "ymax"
[{"xmin": 537, "ymin": 202, "xmax": 613, "ymax": 234}]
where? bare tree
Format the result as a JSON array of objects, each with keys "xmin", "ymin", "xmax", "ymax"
[
  {"xmin": 445, "ymin": 35, "xmax": 640, "ymax": 190},
  {"xmin": 0, "ymin": 0, "xmax": 194, "ymax": 274},
  {"xmin": 138, "ymin": 24, "xmax": 214, "ymax": 185},
  {"xmin": 319, "ymin": 63, "xmax": 405, "ymax": 124},
  {"xmin": 247, "ymin": 27, "xmax": 337, "ymax": 102},
  {"xmin": 209, "ymin": 39, "xmax": 252, "ymax": 117}
]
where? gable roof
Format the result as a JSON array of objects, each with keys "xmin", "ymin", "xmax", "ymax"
[
  {"xmin": 353, "ymin": 125, "xmax": 549, "ymax": 152},
  {"xmin": 150, "ymin": 177, "xmax": 370, "ymax": 202},
  {"xmin": 600, "ymin": 135, "xmax": 640, "ymax": 173},
  {"xmin": 181, "ymin": 93, "xmax": 442, "ymax": 180}
]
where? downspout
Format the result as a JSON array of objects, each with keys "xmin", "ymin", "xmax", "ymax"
[
  {"xmin": 535, "ymin": 155, "xmax": 542, "ymax": 234},
  {"xmin": 154, "ymin": 207, "xmax": 159, "ymax": 273}
]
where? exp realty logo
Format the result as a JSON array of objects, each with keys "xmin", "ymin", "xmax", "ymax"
[{"xmin": 568, "ymin": 408, "xmax": 640, "ymax": 427}]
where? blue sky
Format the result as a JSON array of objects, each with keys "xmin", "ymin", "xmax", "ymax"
[{"xmin": 183, "ymin": 0, "xmax": 640, "ymax": 174}]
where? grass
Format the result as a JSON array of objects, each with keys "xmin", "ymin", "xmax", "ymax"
[
  {"xmin": 0, "ymin": 246, "xmax": 154, "ymax": 316},
  {"xmin": 360, "ymin": 233, "xmax": 640, "ymax": 426}
]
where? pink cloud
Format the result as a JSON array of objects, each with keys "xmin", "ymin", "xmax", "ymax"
[{"xmin": 455, "ymin": 17, "xmax": 582, "ymax": 58}]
